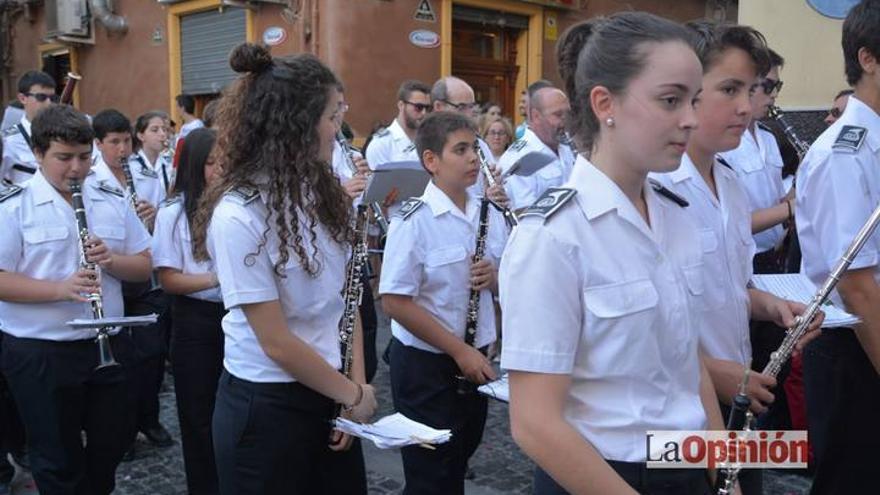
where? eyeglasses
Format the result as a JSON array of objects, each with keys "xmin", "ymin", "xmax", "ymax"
[
  {"xmin": 439, "ymin": 99, "xmax": 478, "ymax": 112},
  {"xmin": 487, "ymin": 130, "xmax": 508, "ymax": 137},
  {"xmin": 828, "ymin": 107, "xmax": 843, "ymax": 119},
  {"xmin": 760, "ymin": 78, "xmax": 784, "ymax": 95},
  {"xmin": 403, "ymin": 101, "xmax": 432, "ymax": 113},
  {"xmin": 25, "ymin": 92, "xmax": 59, "ymax": 103}
]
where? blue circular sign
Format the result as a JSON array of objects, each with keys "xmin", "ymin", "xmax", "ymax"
[{"xmin": 806, "ymin": 0, "xmax": 860, "ymax": 19}]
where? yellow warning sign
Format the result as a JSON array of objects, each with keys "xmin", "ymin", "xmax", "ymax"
[{"xmin": 545, "ymin": 12, "xmax": 558, "ymax": 41}]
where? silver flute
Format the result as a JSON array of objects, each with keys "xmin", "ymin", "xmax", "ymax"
[
  {"xmin": 70, "ymin": 180, "xmax": 119, "ymax": 369},
  {"xmin": 476, "ymin": 146, "xmax": 517, "ymax": 228},
  {"xmin": 336, "ymin": 131, "xmax": 389, "ymax": 237},
  {"xmin": 718, "ymin": 197, "xmax": 880, "ymax": 494}
]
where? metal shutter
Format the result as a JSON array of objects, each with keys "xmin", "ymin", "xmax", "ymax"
[{"xmin": 180, "ymin": 7, "xmax": 246, "ymax": 95}]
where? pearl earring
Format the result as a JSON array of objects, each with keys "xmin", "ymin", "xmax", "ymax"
[{"xmin": 605, "ymin": 117, "xmax": 615, "ymax": 127}]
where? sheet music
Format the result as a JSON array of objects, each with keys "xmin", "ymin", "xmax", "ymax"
[
  {"xmin": 751, "ymin": 274, "xmax": 860, "ymax": 328},
  {"xmin": 477, "ymin": 373, "xmax": 510, "ymax": 403},
  {"xmin": 333, "ymin": 413, "xmax": 451, "ymax": 449}
]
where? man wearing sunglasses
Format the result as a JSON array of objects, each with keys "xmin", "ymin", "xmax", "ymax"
[
  {"xmin": 825, "ymin": 89, "xmax": 854, "ymax": 125},
  {"xmin": 366, "ymin": 79, "xmax": 431, "ymax": 172},
  {"xmin": 720, "ymin": 48, "xmax": 793, "ymax": 275},
  {"xmin": 2, "ymin": 71, "xmax": 57, "ymax": 184}
]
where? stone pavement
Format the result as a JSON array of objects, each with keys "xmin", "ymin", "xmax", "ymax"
[{"xmin": 9, "ymin": 302, "xmax": 815, "ymax": 494}]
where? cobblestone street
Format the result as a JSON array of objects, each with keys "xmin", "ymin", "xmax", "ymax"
[{"xmin": 3, "ymin": 303, "xmax": 812, "ymax": 494}]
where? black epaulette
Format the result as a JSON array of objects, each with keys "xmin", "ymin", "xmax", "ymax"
[
  {"xmin": 520, "ymin": 187, "xmax": 576, "ymax": 221},
  {"xmin": 649, "ymin": 178, "xmax": 689, "ymax": 208},
  {"xmin": 403, "ymin": 143, "xmax": 416, "ymax": 154},
  {"xmin": 374, "ymin": 127, "xmax": 390, "ymax": 138},
  {"xmin": 757, "ymin": 121, "xmax": 773, "ymax": 132},
  {"xmin": 396, "ymin": 198, "xmax": 424, "ymax": 220},
  {"xmin": 832, "ymin": 125, "xmax": 867, "ymax": 153},
  {"xmin": 227, "ymin": 185, "xmax": 260, "ymax": 205},
  {"xmin": 160, "ymin": 195, "xmax": 182, "ymax": 207},
  {"xmin": 0, "ymin": 183, "xmax": 23, "ymax": 203},
  {"xmin": 510, "ymin": 138, "xmax": 528, "ymax": 152},
  {"xmin": 716, "ymin": 156, "xmax": 733, "ymax": 170},
  {"xmin": 96, "ymin": 180, "xmax": 125, "ymax": 198},
  {"xmin": 136, "ymin": 156, "xmax": 159, "ymax": 179}
]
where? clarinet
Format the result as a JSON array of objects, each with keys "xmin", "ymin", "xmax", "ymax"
[
  {"xmin": 715, "ymin": 368, "xmax": 753, "ymax": 494},
  {"xmin": 336, "ymin": 131, "xmax": 389, "ymax": 237},
  {"xmin": 338, "ymin": 204, "xmax": 368, "ymax": 381},
  {"xmin": 456, "ymin": 198, "xmax": 491, "ymax": 395},
  {"xmin": 475, "ymin": 146, "xmax": 517, "ymax": 228},
  {"xmin": 767, "ymin": 105, "xmax": 810, "ymax": 160},
  {"xmin": 70, "ymin": 180, "xmax": 119, "ymax": 369},
  {"xmin": 717, "ymin": 198, "xmax": 880, "ymax": 494},
  {"xmin": 120, "ymin": 156, "xmax": 139, "ymax": 213}
]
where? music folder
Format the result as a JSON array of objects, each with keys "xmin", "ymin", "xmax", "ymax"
[
  {"xmin": 502, "ymin": 151, "xmax": 556, "ymax": 179},
  {"xmin": 363, "ymin": 160, "xmax": 430, "ymax": 205}
]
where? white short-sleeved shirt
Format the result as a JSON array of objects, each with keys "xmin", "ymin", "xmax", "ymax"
[
  {"xmin": 1, "ymin": 117, "xmax": 38, "ymax": 184},
  {"xmin": 797, "ymin": 96, "xmax": 880, "ymax": 309},
  {"xmin": 0, "ymin": 170, "xmax": 151, "ymax": 341},
  {"xmin": 365, "ymin": 119, "xmax": 419, "ymax": 171},
  {"xmin": 152, "ymin": 194, "xmax": 221, "ymax": 303},
  {"xmin": 500, "ymin": 156, "xmax": 707, "ymax": 462},
  {"xmin": 498, "ymin": 128, "xmax": 576, "ymax": 210},
  {"xmin": 331, "ymin": 140, "xmax": 366, "ymax": 210},
  {"xmin": 208, "ymin": 187, "xmax": 349, "ymax": 383},
  {"xmin": 92, "ymin": 153, "xmax": 167, "ymax": 209},
  {"xmin": 651, "ymin": 155, "xmax": 755, "ymax": 364},
  {"xmin": 176, "ymin": 119, "xmax": 205, "ymax": 148},
  {"xmin": 133, "ymin": 150, "xmax": 173, "ymax": 193},
  {"xmin": 720, "ymin": 124, "xmax": 787, "ymax": 252},
  {"xmin": 379, "ymin": 181, "xmax": 507, "ymax": 353}
]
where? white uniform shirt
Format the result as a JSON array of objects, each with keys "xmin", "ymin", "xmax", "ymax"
[
  {"xmin": 498, "ymin": 128, "xmax": 576, "ymax": 210},
  {"xmin": 133, "ymin": 150, "xmax": 173, "ymax": 193},
  {"xmin": 176, "ymin": 119, "xmax": 205, "ymax": 148},
  {"xmin": 500, "ymin": 156, "xmax": 707, "ymax": 462},
  {"xmin": 0, "ymin": 170, "xmax": 151, "ymax": 340},
  {"xmin": 1, "ymin": 117, "xmax": 38, "ymax": 184},
  {"xmin": 208, "ymin": 187, "xmax": 349, "ymax": 382},
  {"xmin": 797, "ymin": 96, "xmax": 880, "ymax": 309},
  {"xmin": 92, "ymin": 153, "xmax": 167, "ymax": 209},
  {"xmin": 1, "ymin": 106, "xmax": 24, "ymax": 133},
  {"xmin": 720, "ymin": 124, "xmax": 787, "ymax": 252},
  {"xmin": 365, "ymin": 119, "xmax": 418, "ymax": 170},
  {"xmin": 379, "ymin": 181, "xmax": 507, "ymax": 353},
  {"xmin": 651, "ymin": 155, "xmax": 755, "ymax": 364},
  {"xmin": 152, "ymin": 194, "xmax": 221, "ymax": 303}
]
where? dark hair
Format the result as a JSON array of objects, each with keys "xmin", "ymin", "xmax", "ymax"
[
  {"xmin": 192, "ymin": 43, "xmax": 352, "ymax": 277},
  {"xmin": 92, "ymin": 109, "xmax": 132, "ymax": 141},
  {"xmin": 17, "ymin": 70, "xmax": 56, "ymax": 94},
  {"xmin": 835, "ymin": 88, "xmax": 855, "ymax": 100},
  {"xmin": 175, "ymin": 94, "xmax": 196, "ymax": 114},
  {"xmin": 558, "ymin": 23, "xmax": 595, "ymax": 99},
  {"xmin": 172, "ymin": 127, "xmax": 217, "ymax": 253},
  {"xmin": 686, "ymin": 21, "xmax": 770, "ymax": 76},
  {"xmin": 397, "ymin": 80, "xmax": 431, "ymax": 102},
  {"xmin": 202, "ymin": 98, "xmax": 221, "ymax": 128},
  {"xmin": 843, "ymin": 0, "xmax": 880, "ymax": 86},
  {"xmin": 564, "ymin": 12, "xmax": 696, "ymax": 152},
  {"xmin": 768, "ymin": 48, "xmax": 785, "ymax": 68},
  {"xmin": 133, "ymin": 110, "xmax": 168, "ymax": 150},
  {"xmin": 31, "ymin": 105, "xmax": 94, "ymax": 154},
  {"xmin": 415, "ymin": 111, "xmax": 477, "ymax": 163}
]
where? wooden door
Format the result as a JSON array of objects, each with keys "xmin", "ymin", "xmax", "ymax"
[{"xmin": 452, "ymin": 21, "xmax": 520, "ymax": 118}]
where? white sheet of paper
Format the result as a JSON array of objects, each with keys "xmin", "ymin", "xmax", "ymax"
[
  {"xmin": 477, "ymin": 373, "xmax": 510, "ymax": 403},
  {"xmin": 751, "ymin": 274, "xmax": 859, "ymax": 328},
  {"xmin": 334, "ymin": 413, "xmax": 451, "ymax": 449}
]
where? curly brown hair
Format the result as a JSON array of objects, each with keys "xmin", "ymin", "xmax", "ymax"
[{"xmin": 192, "ymin": 43, "xmax": 353, "ymax": 277}]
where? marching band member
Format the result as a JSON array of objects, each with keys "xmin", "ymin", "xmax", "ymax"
[
  {"xmin": 192, "ymin": 43, "xmax": 376, "ymax": 494},
  {"xmin": 652, "ymin": 21, "xmax": 821, "ymax": 495},
  {"xmin": 380, "ymin": 111, "xmax": 507, "ymax": 494},
  {"xmin": 133, "ymin": 111, "xmax": 174, "ymax": 194},
  {"xmin": 797, "ymin": 1, "xmax": 880, "ymax": 492},
  {"xmin": 1, "ymin": 71, "xmax": 56, "ymax": 184},
  {"xmin": 366, "ymin": 80, "xmax": 431, "ymax": 168},
  {"xmin": 152, "ymin": 127, "xmax": 223, "ymax": 494},
  {"xmin": 0, "ymin": 104, "xmax": 151, "ymax": 494},
  {"xmin": 501, "ymin": 13, "xmax": 724, "ymax": 494}
]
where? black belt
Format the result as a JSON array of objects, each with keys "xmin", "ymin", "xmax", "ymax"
[{"xmin": 11, "ymin": 164, "xmax": 35, "ymax": 175}]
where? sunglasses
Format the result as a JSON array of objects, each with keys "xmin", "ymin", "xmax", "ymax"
[
  {"xmin": 25, "ymin": 92, "xmax": 59, "ymax": 103},
  {"xmin": 828, "ymin": 107, "xmax": 843, "ymax": 119},
  {"xmin": 403, "ymin": 101, "xmax": 432, "ymax": 113},
  {"xmin": 760, "ymin": 79, "xmax": 784, "ymax": 95}
]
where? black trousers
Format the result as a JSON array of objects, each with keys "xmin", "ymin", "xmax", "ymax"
[
  {"xmin": 212, "ymin": 371, "xmax": 366, "ymax": 495},
  {"xmin": 0, "ymin": 332, "xmax": 24, "ymax": 483},
  {"xmin": 803, "ymin": 328, "xmax": 880, "ymax": 495},
  {"xmin": 533, "ymin": 461, "xmax": 709, "ymax": 495},
  {"xmin": 389, "ymin": 338, "xmax": 488, "ymax": 495},
  {"xmin": 123, "ymin": 288, "xmax": 171, "ymax": 434},
  {"xmin": 171, "ymin": 296, "xmax": 225, "ymax": 495},
  {"xmin": 1, "ymin": 333, "xmax": 134, "ymax": 495}
]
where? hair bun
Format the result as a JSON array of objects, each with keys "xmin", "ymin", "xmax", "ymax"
[{"xmin": 229, "ymin": 43, "xmax": 273, "ymax": 74}]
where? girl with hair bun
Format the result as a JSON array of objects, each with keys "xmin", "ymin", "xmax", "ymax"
[
  {"xmin": 501, "ymin": 12, "xmax": 727, "ymax": 494},
  {"xmin": 192, "ymin": 43, "xmax": 376, "ymax": 494}
]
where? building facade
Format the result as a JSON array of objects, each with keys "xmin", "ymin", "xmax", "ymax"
[{"xmin": 1, "ymin": 0, "xmax": 720, "ymax": 138}]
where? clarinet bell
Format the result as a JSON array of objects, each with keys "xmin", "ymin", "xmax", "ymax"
[{"xmin": 95, "ymin": 331, "xmax": 120, "ymax": 370}]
